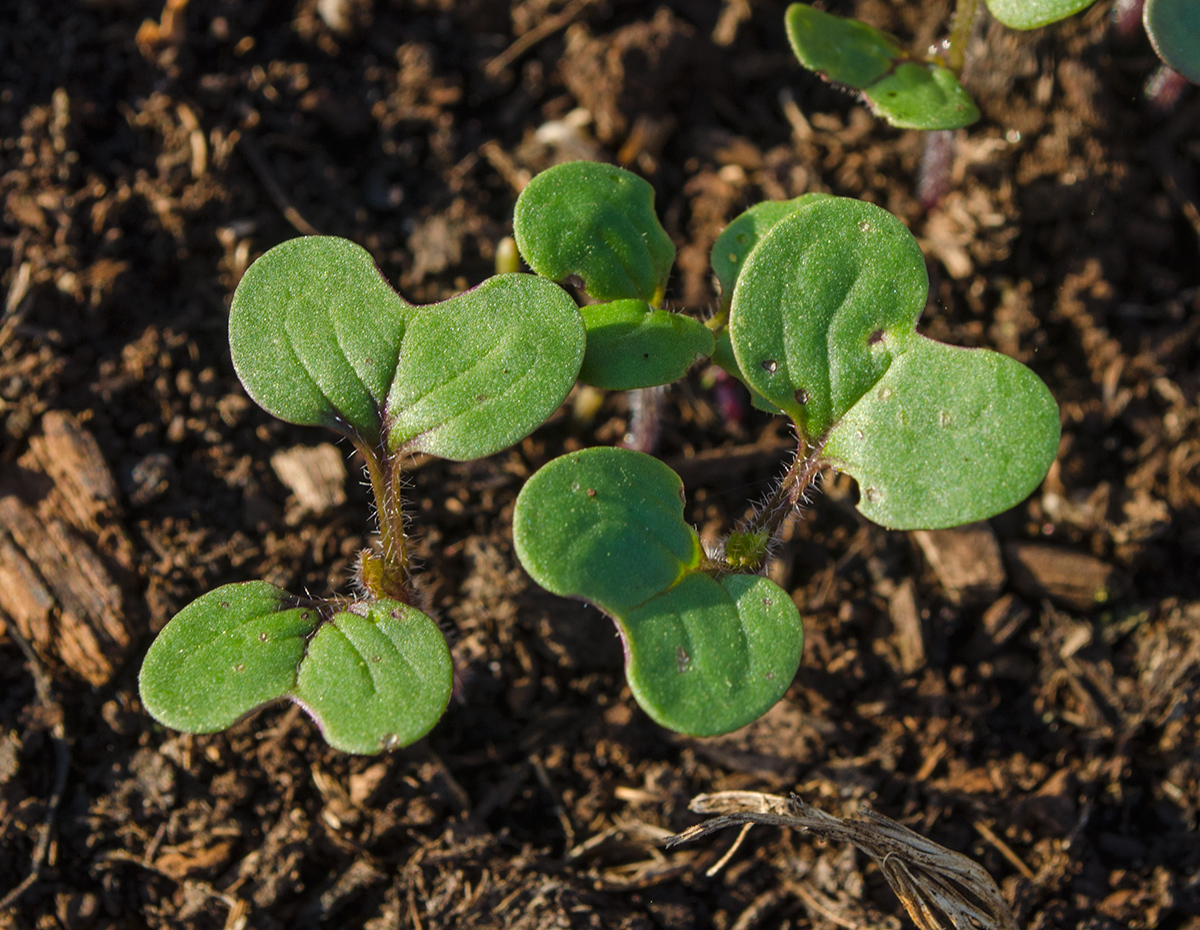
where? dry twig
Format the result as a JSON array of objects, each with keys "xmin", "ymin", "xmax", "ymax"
[{"xmin": 666, "ymin": 791, "xmax": 1019, "ymax": 930}]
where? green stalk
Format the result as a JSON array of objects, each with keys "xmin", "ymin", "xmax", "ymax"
[
  {"xmin": 945, "ymin": 0, "xmax": 980, "ymax": 73},
  {"xmin": 353, "ymin": 439, "xmax": 411, "ymax": 602}
]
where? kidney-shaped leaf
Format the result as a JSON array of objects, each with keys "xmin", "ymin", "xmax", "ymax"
[
  {"xmin": 1144, "ymin": 0, "xmax": 1200, "ymax": 83},
  {"xmin": 730, "ymin": 196, "xmax": 1060, "ymax": 529},
  {"xmin": 822, "ymin": 338, "xmax": 1061, "ymax": 528},
  {"xmin": 514, "ymin": 447, "xmax": 803, "ymax": 736},
  {"xmin": 624, "ymin": 572, "xmax": 802, "ymax": 736},
  {"xmin": 139, "ymin": 581, "xmax": 322, "ymax": 733},
  {"xmin": 784, "ymin": 4, "xmax": 979, "ymax": 130},
  {"xmin": 986, "ymin": 0, "xmax": 1097, "ymax": 29},
  {"xmin": 293, "ymin": 600, "xmax": 453, "ymax": 754},
  {"xmin": 513, "ymin": 161, "xmax": 676, "ymax": 304},
  {"xmin": 385, "ymin": 273, "xmax": 584, "ymax": 460},
  {"xmin": 514, "ymin": 447, "xmax": 701, "ymax": 617},
  {"xmin": 577, "ymin": 299, "xmax": 714, "ymax": 390},
  {"xmin": 230, "ymin": 237, "xmax": 410, "ymax": 447},
  {"xmin": 730, "ymin": 197, "xmax": 928, "ymax": 440}
]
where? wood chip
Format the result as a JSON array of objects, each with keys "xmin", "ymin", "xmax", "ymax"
[
  {"xmin": 911, "ymin": 522, "xmax": 1005, "ymax": 606},
  {"xmin": 270, "ymin": 443, "xmax": 347, "ymax": 519},
  {"xmin": 1004, "ymin": 542, "xmax": 1125, "ymax": 612},
  {"xmin": 888, "ymin": 577, "xmax": 926, "ymax": 675}
]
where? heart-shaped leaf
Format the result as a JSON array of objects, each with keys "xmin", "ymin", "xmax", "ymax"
[
  {"xmin": 513, "ymin": 161, "xmax": 676, "ymax": 304},
  {"xmin": 731, "ymin": 197, "xmax": 928, "ymax": 440},
  {"xmin": 139, "ymin": 583, "xmax": 453, "ymax": 753},
  {"xmin": 784, "ymin": 4, "xmax": 980, "ymax": 130},
  {"xmin": 730, "ymin": 196, "xmax": 1060, "ymax": 529},
  {"xmin": 513, "ymin": 447, "xmax": 803, "ymax": 736},
  {"xmin": 293, "ymin": 600, "xmax": 453, "ymax": 753},
  {"xmin": 230, "ymin": 237, "xmax": 410, "ymax": 448},
  {"xmin": 711, "ymin": 194, "xmax": 831, "ymax": 301},
  {"xmin": 577, "ymin": 299, "xmax": 714, "ymax": 390},
  {"xmin": 986, "ymin": 0, "xmax": 1097, "ymax": 29},
  {"xmin": 139, "ymin": 582, "xmax": 322, "ymax": 733},
  {"xmin": 230, "ymin": 237, "xmax": 585, "ymax": 460},
  {"xmin": 1143, "ymin": 0, "xmax": 1200, "ymax": 82},
  {"xmin": 624, "ymin": 572, "xmax": 803, "ymax": 736},
  {"xmin": 384, "ymin": 273, "xmax": 585, "ymax": 460},
  {"xmin": 822, "ymin": 339, "xmax": 1061, "ymax": 528}
]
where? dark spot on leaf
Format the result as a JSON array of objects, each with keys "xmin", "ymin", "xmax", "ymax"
[
  {"xmin": 762, "ymin": 598, "xmax": 773, "ymax": 608},
  {"xmin": 586, "ymin": 488, "xmax": 597, "ymax": 498},
  {"xmin": 761, "ymin": 359, "xmax": 778, "ymax": 373},
  {"xmin": 765, "ymin": 671, "xmax": 775, "ymax": 680},
  {"xmin": 865, "ymin": 487, "xmax": 882, "ymax": 503},
  {"xmin": 300, "ymin": 611, "xmax": 310, "ymax": 620},
  {"xmin": 868, "ymin": 329, "xmax": 885, "ymax": 346},
  {"xmin": 477, "ymin": 394, "xmax": 487, "ymax": 403},
  {"xmin": 259, "ymin": 631, "xmax": 269, "ymax": 642},
  {"xmin": 643, "ymin": 353, "xmax": 649, "ymax": 359},
  {"xmin": 390, "ymin": 609, "xmax": 401, "ymax": 618},
  {"xmin": 221, "ymin": 602, "xmax": 230, "ymax": 609},
  {"xmin": 364, "ymin": 357, "xmax": 374, "ymax": 366},
  {"xmin": 794, "ymin": 389, "xmax": 809, "ymax": 405},
  {"xmin": 234, "ymin": 663, "xmax": 245, "ymax": 672},
  {"xmin": 372, "ymin": 654, "xmax": 382, "ymax": 662}
]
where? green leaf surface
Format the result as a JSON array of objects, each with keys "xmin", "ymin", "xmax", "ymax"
[
  {"xmin": 624, "ymin": 573, "xmax": 802, "ymax": 736},
  {"xmin": 513, "ymin": 447, "xmax": 701, "ymax": 617},
  {"xmin": 710, "ymin": 330, "xmax": 785, "ymax": 415},
  {"xmin": 784, "ymin": 4, "xmax": 979, "ymax": 130},
  {"xmin": 730, "ymin": 198, "xmax": 928, "ymax": 439},
  {"xmin": 863, "ymin": 62, "xmax": 980, "ymax": 130},
  {"xmin": 140, "ymin": 585, "xmax": 453, "ymax": 754},
  {"xmin": 711, "ymin": 195, "xmax": 831, "ymax": 300},
  {"xmin": 384, "ymin": 273, "xmax": 585, "ymax": 460},
  {"xmin": 231, "ymin": 239, "xmax": 584, "ymax": 460},
  {"xmin": 730, "ymin": 195, "xmax": 1060, "ymax": 528},
  {"xmin": 293, "ymin": 601, "xmax": 453, "ymax": 754},
  {"xmin": 139, "ymin": 582, "xmax": 321, "ymax": 733},
  {"xmin": 577, "ymin": 299, "xmax": 714, "ymax": 390},
  {"xmin": 823, "ymin": 338, "xmax": 1061, "ymax": 528},
  {"xmin": 986, "ymin": 0, "xmax": 1097, "ymax": 29},
  {"xmin": 513, "ymin": 161, "xmax": 676, "ymax": 304},
  {"xmin": 230, "ymin": 237, "xmax": 410, "ymax": 447},
  {"xmin": 513, "ymin": 447, "xmax": 803, "ymax": 736},
  {"xmin": 1144, "ymin": 0, "xmax": 1200, "ymax": 82}
]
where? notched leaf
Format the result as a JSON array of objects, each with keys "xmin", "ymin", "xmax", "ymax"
[
  {"xmin": 577, "ymin": 299, "xmax": 714, "ymax": 390},
  {"xmin": 513, "ymin": 161, "xmax": 675, "ymax": 304}
]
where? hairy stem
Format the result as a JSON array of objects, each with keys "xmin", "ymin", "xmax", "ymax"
[
  {"xmin": 354, "ymin": 439, "xmax": 411, "ymax": 601},
  {"xmin": 742, "ymin": 436, "xmax": 827, "ymax": 545}
]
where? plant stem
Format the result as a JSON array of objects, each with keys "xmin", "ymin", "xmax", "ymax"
[
  {"xmin": 354, "ymin": 438, "xmax": 412, "ymax": 602},
  {"xmin": 741, "ymin": 436, "xmax": 827, "ymax": 547},
  {"xmin": 624, "ymin": 385, "xmax": 666, "ymax": 454},
  {"xmin": 944, "ymin": 0, "xmax": 979, "ymax": 73}
]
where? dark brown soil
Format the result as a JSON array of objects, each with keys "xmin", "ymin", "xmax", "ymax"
[{"xmin": 2, "ymin": 1, "xmax": 1199, "ymax": 928}]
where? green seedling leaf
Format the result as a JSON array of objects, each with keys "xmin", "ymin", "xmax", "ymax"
[
  {"xmin": 711, "ymin": 330, "xmax": 784, "ymax": 415},
  {"xmin": 513, "ymin": 161, "xmax": 676, "ymax": 304},
  {"xmin": 384, "ymin": 273, "xmax": 585, "ymax": 460},
  {"xmin": 230, "ymin": 237, "xmax": 409, "ymax": 448},
  {"xmin": 624, "ymin": 572, "xmax": 803, "ymax": 736},
  {"xmin": 139, "ymin": 581, "xmax": 322, "ymax": 733},
  {"xmin": 822, "ymin": 340, "xmax": 1061, "ymax": 529},
  {"xmin": 513, "ymin": 447, "xmax": 803, "ymax": 736},
  {"xmin": 293, "ymin": 600, "xmax": 453, "ymax": 754},
  {"xmin": 986, "ymin": 0, "xmax": 1097, "ymax": 30},
  {"xmin": 784, "ymin": 4, "xmax": 980, "ymax": 130},
  {"xmin": 513, "ymin": 447, "xmax": 701, "ymax": 616},
  {"xmin": 731, "ymin": 197, "xmax": 928, "ymax": 439},
  {"xmin": 140, "ymin": 582, "xmax": 453, "ymax": 753},
  {"xmin": 577, "ymin": 299, "xmax": 714, "ymax": 390},
  {"xmin": 711, "ymin": 194, "xmax": 832, "ymax": 300},
  {"xmin": 230, "ymin": 237, "xmax": 584, "ymax": 460},
  {"xmin": 730, "ymin": 196, "xmax": 1060, "ymax": 528},
  {"xmin": 1144, "ymin": 0, "xmax": 1200, "ymax": 83}
]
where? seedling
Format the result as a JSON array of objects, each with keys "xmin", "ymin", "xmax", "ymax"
[
  {"xmin": 140, "ymin": 236, "xmax": 586, "ymax": 753},
  {"xmin": 785, "ymin": 0, "xmax": 1197, "ymax": 132},
  {"xmin": 513, "ymin": 189, "xmax": 1060, "ymax": 737}
]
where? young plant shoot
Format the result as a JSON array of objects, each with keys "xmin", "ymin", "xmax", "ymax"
[
  {"xmin": 140, "ymin": 237, "xmax": 586, "ymax": 753},
  {"xmin": 513, "ymin": 190, "xmax": 1060, "ymax": 738}
]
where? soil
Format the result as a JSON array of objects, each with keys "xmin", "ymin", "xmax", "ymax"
[{"xmin": 1, "ymin": 0, "xmax": 1199, "ymax": 928}]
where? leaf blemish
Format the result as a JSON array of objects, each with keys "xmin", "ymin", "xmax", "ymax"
[
  {"xmin": 868, "ymin": 329, "xmax": 885, "ymax": 346},
  {"xmin": 878, "ymin": 386, "xmax": 893, "ymax": 402},
  {"xmin": 676, "ymin": 646, "xmax": 690, "ymax": 673},
  {"xmin": 259, "ymin": 631, "xmax": 269, "ymax": 642},
  {"xmin": 795, "ymin": 388, "xmax": 809, "ymax": 405},
  {"xmin": 587, "ymin": 488, "xmax": 597, "ymax": 498},
  {"xmin": 938, "ymin": 410, "xmax": 952, "ymax": 427},
  {"xmin": 761, "ymin": 359, "xmax": 778, "ymax": 373},
  {"xmin": 865, "ymin": 487, "xmax": 882, "ymax": 503}
]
